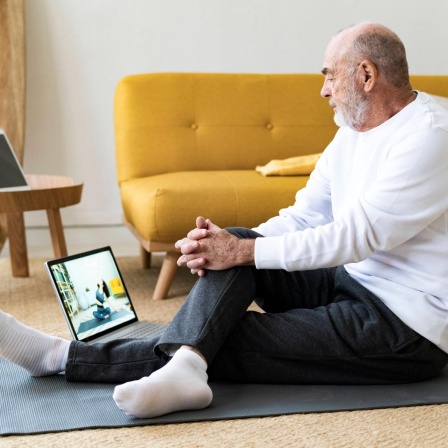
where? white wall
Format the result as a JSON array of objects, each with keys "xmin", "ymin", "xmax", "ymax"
[{"xmin": 21, "ymin": 0, "xmax": 448, "ymax": 255}]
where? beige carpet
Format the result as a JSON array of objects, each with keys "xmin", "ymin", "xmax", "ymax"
[{"xmin": 1, "ymin": 255, "xmax": 448, "ymax": 448}]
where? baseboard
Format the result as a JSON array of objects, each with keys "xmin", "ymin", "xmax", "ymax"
[{"xmin": 1, "ymin": 224, "xmax": 141, "ymax": 259}]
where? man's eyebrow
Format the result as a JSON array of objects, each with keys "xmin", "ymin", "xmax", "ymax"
[{"xmin": 321, "ymin": 67, "xmax": 331, "ymax": 75}]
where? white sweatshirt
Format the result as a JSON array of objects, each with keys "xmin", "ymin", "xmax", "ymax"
[{"xmin": 253, "ymin": 92, "xmax": 448, "ymax": 353}]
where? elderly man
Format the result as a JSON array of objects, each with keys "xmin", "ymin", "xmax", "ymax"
[{"xmin": 1, "ymin": 22, "xmax": 448, "ymax": 419}]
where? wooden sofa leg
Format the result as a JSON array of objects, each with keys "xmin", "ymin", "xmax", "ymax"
[
  {"xmin": 152, "ymin": 251, "xmax": 179, "ymax": 300},
  {"xmin": 140, "ymin": 245, "xmax": 152, "ymax": 269}
]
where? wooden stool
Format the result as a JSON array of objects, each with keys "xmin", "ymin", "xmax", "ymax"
[{"xmin": 0, "ymin": 174, "xmax": 83, "ymax": 276}]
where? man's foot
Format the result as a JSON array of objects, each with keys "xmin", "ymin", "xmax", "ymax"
[
  {"xmin": 0, "ymin": 310, "xmax": 70, "ymax": 376},
  {"xmin": 113, "ymin": 347, "xmax": 213, "ymax": 418}
]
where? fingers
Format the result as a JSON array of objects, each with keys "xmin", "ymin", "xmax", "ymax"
[
  {"xmin": 196, "ymin": 216, "xmax": 208, "ymax": 229},
  {"xmin": 177, "ymin": 254, "xmax": 206, "ymax": 269},
  {"xmin": 174, "ymin": 237, "xmax": 194, "ymax": 250},
  {"xmin": 204, "ymin": 218, "xmax": 221, "ymax": 232},
  {"xmin": 190, "ymin": 268, "xmax": 206, "ymax": 277},
  {"xmin": 174, "ymin": 238, "xmax": 186, "ymax": 249},
  {"xmin": 175, "ymin": 234, "xmax": 206, "ymax": 251},
  {"xmin": 179, "ymin": 218, "xmax": 219, "ymax": 243},
  {"xmin": 187, "ymin": 228, "xmax": 208, "ymax": 240},
  {"xmin": 175, "ymin": 240, "xmax": 199, "ymax": 256},
  {"xmin": 188, "ymin": 257, "xmax": 205, "ymax": 269},
  {"xmin": 176, "ymin": 218, "xmax": 220, "ymax": 273},
  {"xmin": 195, "ymin": 216, "xmax": 221, "ymax": 233}
]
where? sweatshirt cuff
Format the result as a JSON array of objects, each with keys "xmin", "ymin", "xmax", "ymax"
[{"xmin": 254, "ymin": 236, "xmax": 286, "ymax": 270}]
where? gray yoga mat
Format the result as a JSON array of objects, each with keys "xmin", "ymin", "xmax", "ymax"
[{"xmin": 1, "ymin": 358, "xmax": 448, "ymax": 436}]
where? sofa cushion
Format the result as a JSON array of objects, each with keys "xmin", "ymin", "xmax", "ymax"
[
  {"xmin": 256, "ymin": 153, "xmax": 322, "ymax": 176},
  {"xmin": 120, "ymin": 171, "xmax": 307, "ymax": 242}
]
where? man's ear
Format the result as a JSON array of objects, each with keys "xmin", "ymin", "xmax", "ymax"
[{"xmin": 357, "ymin": 60, "xmax": 377, "ymax": 92}]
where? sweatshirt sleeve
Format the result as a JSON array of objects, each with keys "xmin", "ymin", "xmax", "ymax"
[
  {"xmin": 255, "ymin": 120, "xmax": 448, "ymax": 271},
  {"xmin": 252, "ymin": 146, "xmax": 334, "ymax": 237}
]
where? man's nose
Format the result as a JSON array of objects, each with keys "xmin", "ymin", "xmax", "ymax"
[{"xmin": 321, "ymin": 83, "xmax": 331, "ymax": 98}]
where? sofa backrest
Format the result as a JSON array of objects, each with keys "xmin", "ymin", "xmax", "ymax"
[
  {"xmin": 114, "ymin": 73, "xmax": 336, "ymax": 184},
  {"xmin": 114, "ymin": 73, "xmax": 448, "ymax": 184},
  {"xmin": 410, "ymin": 75, "xmax": 448, "ymax": 98}
]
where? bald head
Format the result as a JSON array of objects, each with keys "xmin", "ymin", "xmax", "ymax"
[
  {"xmin": 321, "ymin": 22, "xmax": 415, "ymax": 131},
  {"xmin": 332, "ymin": 22, "xmax": 410, "ymax": 88}
]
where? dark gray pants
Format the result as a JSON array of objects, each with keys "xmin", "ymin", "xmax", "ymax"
[{"xmin": 66, "ymin": 228, "xmax": 448, "ymax": 385}]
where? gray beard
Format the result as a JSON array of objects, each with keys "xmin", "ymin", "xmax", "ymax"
[
  {"xmin": 334, "ymin": 82, "xmax": 369, "ymax": 130},
  {"xmin": 333, "ymin": 112, "xmax": 348, "ymax": 127}
]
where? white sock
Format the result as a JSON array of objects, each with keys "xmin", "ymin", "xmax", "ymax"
[
  {"xmin": 0, "ymin": 310, "xmax": 70, "ymax": 377},
  {"xmin": 113, "ymin": 347, "xmax": 213, "ymax": 418}
]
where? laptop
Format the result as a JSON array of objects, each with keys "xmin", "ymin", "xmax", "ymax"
[
  {"xmin": 0, "ymin": 129, "xmax": 30, "ymax": 191},
  {"xmin": 45, "ymin": 246, "xmax": 167, "ymax": 343}
]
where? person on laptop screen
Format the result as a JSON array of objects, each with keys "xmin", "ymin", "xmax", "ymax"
[
  {"xmin": 1, "ymin": 22, "xmax": 448, "ymax": 419},
  {"xmin": 93, "ymin": 281, "xmax": 111, "ymax": 321}
]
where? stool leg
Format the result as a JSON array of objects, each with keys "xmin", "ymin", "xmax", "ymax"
[
  {"xmin": 6, "ymin": 212, "xmax": 29, "ymax": 277},
  {"xmin": 47, "ymin": 208, "xmax": 68, "ymax": 258}
]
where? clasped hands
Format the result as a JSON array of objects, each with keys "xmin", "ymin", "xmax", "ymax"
[{"xmin": 175, "ymin": 216, "xmax": 255, "ymax": 276}]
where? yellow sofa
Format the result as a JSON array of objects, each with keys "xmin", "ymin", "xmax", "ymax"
[
  {"xmin": 109, "ymin": 277, "xmax": 125, "ymax": 297},
  {"xmin": 114, "ymin": 73, "xmax": 448, "ymax": 300}
]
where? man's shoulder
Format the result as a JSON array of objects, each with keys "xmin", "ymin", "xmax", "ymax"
[
  {"xmin": 426, "ymin": 93, "xmax": 448, "ymax": 111},
  {"xmin": 417, "ymin": 92, "xmax": 448, "ymax": 120},
  {"xmin": 424, "ymin": 92, "xmax": 448, "ymax": 133},
  {"xmin": 391, "ymin": 91, "xmax": 448, "ymax": 136}
]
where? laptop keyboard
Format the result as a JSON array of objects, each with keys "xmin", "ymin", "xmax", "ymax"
[{"xmin": 117, "ymin": 322, "xmax": 167, "ymax": 339}]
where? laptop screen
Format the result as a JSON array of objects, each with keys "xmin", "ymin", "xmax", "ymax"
[
  {"xmin": 45, "ymin": 247, "xmax": 139, "ymax": 342},
  {"xmin": 0, "ymin": 131, "xmax": 29, "ymax": 191}
]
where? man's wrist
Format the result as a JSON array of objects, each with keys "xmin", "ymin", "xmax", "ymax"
[{"xmin": 236, "ymin": 239, "xmax": 255, "ymax": 266}]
